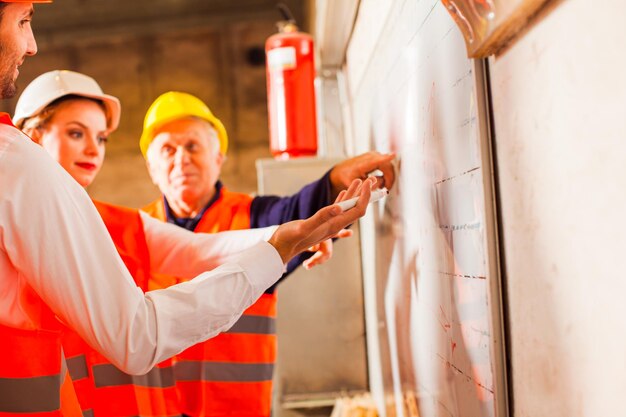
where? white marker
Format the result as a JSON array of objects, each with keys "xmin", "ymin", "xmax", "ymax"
[{"xmin": 336, "ymin": 188, "xmax": 389, "ymax": 212}]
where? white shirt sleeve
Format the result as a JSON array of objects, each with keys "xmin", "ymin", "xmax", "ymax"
[
  {"xmin": 0, "ymin": 130, "xmax": 284, "ymax": 375},
  {"xmin": 139, "ymin": 211, "xmax": 278, "ymax": 278}
]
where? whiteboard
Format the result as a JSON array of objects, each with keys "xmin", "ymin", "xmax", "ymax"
[{"xmin": 345, "ymin": 1, "xmax": 508, "ymax": 416}]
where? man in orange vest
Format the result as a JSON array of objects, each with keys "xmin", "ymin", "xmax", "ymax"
[
  {"xmin": 140, "ymin": 92, "xmax": 396, "ymax": 417},
  {"xmin": 0, "ymin": 3, "xmax": 375, "ymax": 414}
]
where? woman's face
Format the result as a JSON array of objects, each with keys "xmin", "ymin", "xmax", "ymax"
[{"xmin": 38, "ymin": 99, "xmax": 109, "ymax": 187}]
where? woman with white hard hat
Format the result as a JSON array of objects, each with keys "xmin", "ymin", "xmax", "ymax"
[
  {"xmin": 14, "ymin": 70, "xmax": 121, "ymax": 187},
  {"xmin": 12, "ymin": 70, "xmax": 350, "ymax": 417},
  {"xmin": 14, "ymin": 70, "xmax": 189, "ymax": 417}
]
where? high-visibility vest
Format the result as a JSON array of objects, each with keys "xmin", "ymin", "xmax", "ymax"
[
  {"xmin": 0, "ymin": 294, "xmax": 82, "ymax": 416},
  {"xmin": 61, "ymin": 201, "xmax": 181, "ymax": 417},
  {"xmin": 143, "ymin": 188, "xmax": 278, "ymax": 417},
  {"xmin": 0, "ymin": 114, "xmax": 83, "ymax": 417}
]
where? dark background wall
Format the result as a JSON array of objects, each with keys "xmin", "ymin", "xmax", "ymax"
[{"xmin": 1, "ymin": 0, "xmax": 309, "ymax": 207}]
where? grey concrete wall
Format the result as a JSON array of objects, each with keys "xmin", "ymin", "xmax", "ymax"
[{"xmin": 2, "ymin": 2, "xmax": 308, "ymax": 207}]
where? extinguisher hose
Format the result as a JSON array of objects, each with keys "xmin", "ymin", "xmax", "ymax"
[{"xmin": 276, "ymin": 3, "xmax": 297, "ymax": 24}]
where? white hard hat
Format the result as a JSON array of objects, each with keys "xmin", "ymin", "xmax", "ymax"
[{"xmin": 13, "ymin": 70, "xmax": 121, "ymax": 132}]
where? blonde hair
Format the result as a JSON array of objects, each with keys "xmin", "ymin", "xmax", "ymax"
[{"xmin": 18, "ymin": 95, "xmax": 106, "ymax": 139}]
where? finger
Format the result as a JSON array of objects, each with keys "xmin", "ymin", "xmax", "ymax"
[
  {"xmin": 333, "ymin": 229, "xmax": 353, "ymax": 239},
  {"xmin": 334, "ymin": 189, "xmax": 347, "ymax": 204},
  {"xmin": 377, "ymin": 154, "xmax": 396, "ymax": 190},
  {"xmin": 352, "ymin": 175, "xmax": 375, "ymax": 197},
  {"xmin": 352, "ymin": 178, "xmax": 374, "ymax": 212},
  {"xmin": 300, "ymin": 204, "xmax": 342, "ymax": 239},
  {"xmin": 318, "ymin": 240, "xmax": 333, "ymax": 262},
  {"xmin": 303, "ymin": 251, "xmax": 323, "ymax": 269},
  {"xmin": 362, "ymin": 154, "xmax": 395, "ymax": 189},
  {"xmin": 327, "ymin": 179, "xmax": 373, "ymax": 229},
  {"xmin": 297, "ymin": 180, "xmax": 374, "ymax": 255},
  {"xmin": 303, "ymin": 243, "xmax": 332, "ymax": 269},
  {"xmin": 342, "ymin": 178, "xmax": 362, "ymax": 201},
  {"xmin": 360, "ymin": 152, "xmax": 395, "ymax": 175},
  {"xmin": 306, "ymin": 243, "xmax": 320, "ymax": 252},
  {"xmin": 312, "ymin": 240, "xmax": 333, "ymax": 266},
  {"xmin": 316, "ymin": 251, "xmax": 332, "ymax": 265},
  {"xmin": 369, "ymin": 175, "xmax": 385, "ymax": 189}
]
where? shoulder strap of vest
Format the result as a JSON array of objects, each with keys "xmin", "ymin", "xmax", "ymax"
[
  {"xmin": 92, "ymin": 200, "xmax": 152, "ymax": 291},
  {"xmin": 194, "ymin": 187, "xmax": 253, "ymax": 233},
  {"xmin": 141, "ymin": 198, "xmax": 167, "ymax": 222}
]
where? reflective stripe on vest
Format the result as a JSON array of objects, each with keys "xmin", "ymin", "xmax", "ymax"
[
  {"xmin": 92, "ymin": 363, "xmax": 175, "ymax": 388},
  {"xmin": 0, "ymin": 316, "xmax": 80, "ymax": 415},
  {"xmin": 174, "ymin": 362, "xmax": 274, "ymax": 382},
  {"xmin": 143, "ymin": 189, "xmax": 278, "ymax": 417},
  {"xmin": 78, "ymin": 357, "xmax": 180, "ymax": 417},
  {"xmin": 225, "ymin": 314, "xmax": 276, "ymax": 334},
  {"xmin": 59, "ymin": 356, "xmax": 86, "ymax": 417},
  {"xmin": 0, "ymin": 376, "xmax": 60, "ymax": 413},
  {"xmin": 59, "ymin": 201, "xmax": 181, "ymax": 417},
  {"xmin": 66, "ymin": 354, "xmax": 89, "ymax": 381}
]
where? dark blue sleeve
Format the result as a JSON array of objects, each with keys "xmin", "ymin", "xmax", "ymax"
[{"xmin": 250, "ymin": 170, "xmax": 334, "ymax": 293}]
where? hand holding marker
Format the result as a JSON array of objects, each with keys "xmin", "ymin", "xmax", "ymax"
[
  {"xmin": 337, "ymin": 187, "xmax": 388, "ymax": 211},
  {"xmin": 336, "ymin": 168, "xmax": 389, "ymax": 211}
]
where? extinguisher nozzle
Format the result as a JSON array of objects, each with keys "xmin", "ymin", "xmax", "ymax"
[{"xmin": 276, "ymin": 2, "xmax": 297, "ymax": 25}]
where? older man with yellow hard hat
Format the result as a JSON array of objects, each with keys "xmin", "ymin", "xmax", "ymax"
[{"xmin": 139, "ymin": 91, "xmax": 396, "ymax": 417}]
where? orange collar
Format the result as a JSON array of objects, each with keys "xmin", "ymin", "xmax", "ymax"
[{"xmin": 0, "ymin": 112, "xmax": 15, "ymax": 126}]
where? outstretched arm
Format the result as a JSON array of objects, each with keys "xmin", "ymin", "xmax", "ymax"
[
  {"xmin": 268, "ymin": 178, "xmax": 373, "ymax": 264},
  {"xmin": 250, "ymin": 152, "xmax": 394, "ymax": 278},
  {"xmin": 1, "ymin": 134, "xmax": 374, "ymax": 376},
  {"xmin": 1, "ymin": 136, "xmax": 284, "ymax": 375},
  {"xmin": 250, "ymin": 151, "xmax": 395, "ymax": 231},
  {"xmin": 141, "ymin": 214, "xmax": 278, "ymax": 278}
]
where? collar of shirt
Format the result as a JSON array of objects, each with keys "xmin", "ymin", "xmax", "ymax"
[
  {"xmin": 0, "ymin": 113, "xmax": 15, "ymax": 126},
  {"xmin": 164, "ymin": 181, "xmax": 224, "ymax": 231}
]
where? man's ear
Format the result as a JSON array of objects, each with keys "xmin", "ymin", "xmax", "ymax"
[{"xmin": 216, "ymin": 151, "xmax": 225, "ymax": 166}]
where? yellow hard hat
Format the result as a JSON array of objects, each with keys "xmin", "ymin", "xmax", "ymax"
[{"xmin": 139, "ymin": 91, "xmax": 228, "ymax": 157}]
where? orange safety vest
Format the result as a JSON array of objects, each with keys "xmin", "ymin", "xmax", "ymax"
[
  {"xmin": 0, "ymin": 293, "xmax": 83, "ymax": 416},
  {"xmin": 61, "ymin": 201, "xmax": 181, "ymax": 417},
  {"xmin": 0, "ymin": 114, "xmax": 82, "ymax": 417},
  {"xmin": 143, "ymin": 188, "xmax": 277, "ymax": 417}
]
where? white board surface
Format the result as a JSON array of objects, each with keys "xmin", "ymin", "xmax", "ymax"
[{"xmin": 344, "ymin": 1, "xmax": 508, "ymax": 416}]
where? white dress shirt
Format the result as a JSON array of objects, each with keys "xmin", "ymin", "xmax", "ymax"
[
  {"xmin": 140, "ymin": 212, "xmax": 277, "ymax": 278},
  {"xmin": 0, "ymin": 124, "xmax": 284, "ymax": 375}
]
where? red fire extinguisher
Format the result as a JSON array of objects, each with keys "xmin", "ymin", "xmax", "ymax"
[{"xmin": 265, "ymin": 4, "xmax": 317, "ymax": 159}]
